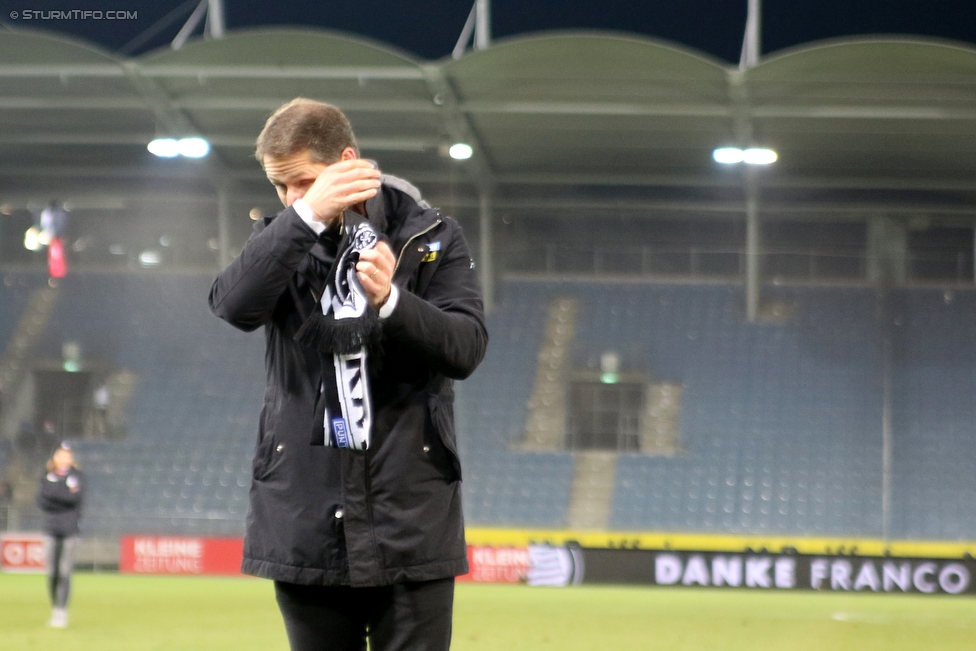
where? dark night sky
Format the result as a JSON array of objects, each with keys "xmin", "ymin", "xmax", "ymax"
[{"xmin": 0, "ymin": 0, "xmax": 973, "ymax": 62}]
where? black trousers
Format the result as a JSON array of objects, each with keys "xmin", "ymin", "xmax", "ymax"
[
  {"xmin": 45, "ymin": 535, "xmax": 79, "ymax": 609},
  {"xmin": 274, "ymin": 578, "xmax": 454, "ymax": 651}
]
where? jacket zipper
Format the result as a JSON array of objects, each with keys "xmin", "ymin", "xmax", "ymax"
[
  {"xmin": 393, "ymin": 219, "xmax": 442, "ymax": 278},
  {"xmin": 359, "ymin": 218, "xmax": 441, "ymax": 576}
]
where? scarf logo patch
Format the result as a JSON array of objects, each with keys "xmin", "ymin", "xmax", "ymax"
[{"xmin": 352, "ymin": 225, "xmax": 378, "ymax": 252}]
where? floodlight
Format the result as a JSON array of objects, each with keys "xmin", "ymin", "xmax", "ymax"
[
  {"xmin": 713, "ymin": 146, "xmax": 778, "ymax": 165},
  {"xmin": 742, "ymin": 148, "xmax": 778, "ymax": 165},
  {"xmin": 148, "ymin": 138, "xmax": 180, "ymax": 157},
  {"xmin": 448, "ymin": 143, "xmax": 473, "ymax": 160},
  {"xmin": 24, "ymin": 226, "xmax": 41, "ymax": 251},
  {"xmin": 149, "ymin": 137, "xmax": 210, "ymax": 158},
  {"xmin": 713, "ymin": 147, "xmax": 745, "ymax": 164},
  {"xmin": 139, "ymin": 250, "xmax": 162, "ymax": 266},
  {"xmin": 600, "ymin": 351, "xmax": 620, "ymax": 384},
  {"xmin": 178, "ymin": 137, "xmax": 210, "ymax": 158}
]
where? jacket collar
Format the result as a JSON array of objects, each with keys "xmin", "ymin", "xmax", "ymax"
[
  {"xmin": 284, "ymin": 174, "xmax": 441, "ymax": 290},
  {"xmin": 363, "ymin": 174, "xmax": 440, "ymax": 251}
]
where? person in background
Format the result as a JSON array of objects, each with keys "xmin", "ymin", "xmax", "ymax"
[
  {"xmin": 36, "ymin": 442, "xmax": 84, "ymax": 628},
  {"xmin": 0, "ymin": 477, "xmax": 13, "ymax": 532},
  {"xmin": 92, "ymin": 384, "xmax": 111, "ymax": 437}
]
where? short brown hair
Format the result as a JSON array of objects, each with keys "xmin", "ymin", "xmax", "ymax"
[{"xmin": 255, "ymin": 98, "xmax": 358, "ymax": 164}]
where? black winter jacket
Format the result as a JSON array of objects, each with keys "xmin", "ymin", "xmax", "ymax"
[
  {"xmin": 209, "ymin": 178, "xmax": 487, "ymax": 587},
  {"xmin": 37, "ymin": 468, "xmax": 85, "ymax": 537}
]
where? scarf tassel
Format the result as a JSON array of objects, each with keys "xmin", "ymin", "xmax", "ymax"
[{"xmin": 294, "ymin": 307, "xmax": 381, "ymax": 356}]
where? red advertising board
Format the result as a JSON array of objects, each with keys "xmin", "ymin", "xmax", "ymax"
[
  {"xmin": 0, "ymin": 533, "xmax": 48, "ymax": 573},
  {"xmin": 119, "ymin": 536, "xmax": 243, "ymax": 576},
  {"xmin": 458, "ymin": 545, "xmax": 530, "ymax": 583}
]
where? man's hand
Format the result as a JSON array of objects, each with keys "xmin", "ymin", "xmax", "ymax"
[
  {"xmin": 302, "ymin": 159, "xmax": 381, "ymax": 228},
  {"xmin": 357, "ymin": 242, "xmax": 396, "ymax": 310}
]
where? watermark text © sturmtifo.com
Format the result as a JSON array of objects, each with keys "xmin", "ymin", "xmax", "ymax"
[{"xmin": 8, "ymin": 10, "xmax": 138, "ymax": 20}]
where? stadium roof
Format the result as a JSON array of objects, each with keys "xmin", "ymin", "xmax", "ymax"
[{"xmin": 1, "ymin": 27, "xmax": 976, "ymax": 228}]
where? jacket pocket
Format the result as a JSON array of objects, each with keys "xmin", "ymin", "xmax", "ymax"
[
  {"xmin": 252, "ymin": 403, "xmax": 283, "ymax": 482},
  {"xmin": 426, "ymin": 394, "xmax": 462, "ymax": 482}
]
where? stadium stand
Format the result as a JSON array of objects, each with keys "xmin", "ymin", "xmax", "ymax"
[
  {"xmin": 23, "ymin": 271, "xmax": 263, "ymax": 536},
  {"xmin": 461, "ymin": 281, "xmax": 886, "ymax": 535},
  {"xmin": 889, "ymin": 289, "xmax": 976, "ymax": 539},
  {"xmin": 457, "ymin": 282, "xmax": 576, "ymax": 527},
  {"xmin": 2, "ymin": 272, "xmax": 975, "ymax": 541},
  {"xmin": 0, "ymin": 278, "xmax": 34, "ymax": 354},
  {"xmin": 594, "ymin": 283, "xmax": 885, "ymax": 535}
]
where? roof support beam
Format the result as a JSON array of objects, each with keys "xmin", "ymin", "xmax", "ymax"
[
  {"xmin": 121, "ymin": 61, "xmax": 241, "ymax": 264},
  {"xmin": 421, "ymin": 67, "xmax": 494, "ymax": 190},
  {"xmin": 121, "ymin": 61, "xmax": 199, "ymax": 137},
  {"xmin": 172, "ymin": 0, "xmax": 225, "ymax": 50},
  {"xmin": 3, "ymin": 79, "xmax": 976, "ymax": 122},
  {"xmin": 745, "ymin": 170, "xmax": 761, "ymax": 322},
  {"xmin": 0, "ymin": 97, "xmax": 149, "ymax": 110},
  {"xmin": 453, "ymin": 0, "xmax": 492, "ymax": 59},
  {"xmin": 174, "ymin": 97, "xmax": 439, "ymax": 113},
  {"xmin": 3, "ymin": 189, "xmax": 975, "ymax": 223},
  {"xmin": 478, "ymin": 191, "xmax": 495, "ymax": 312},
  {"xmin": 5, "ymin": 95, "xmax": 976, "ymax": 121},
  {"xmin": 0, "ymin": 65, "xmax": 125, "ymax": 77},
  {"xmin": 137, "ymin": 65, "xmax": 426, "ymax": 80},
  {"xmin": 458, "ymin": 100, "xmax": 730, "ymax": 118},
  {"xmin": 739, "ymin": 0, "xmax": 762, "ymax": 70},
  {"xmin": 0, "ymin": 63, "xmax": 425, "ymax": 81},
  {"xmin": 0, "ymin": 96, "xmax": 436, "ymax": 113},
  {"xmin": 459, "ymin": 101, "xmax": 976, "ymax": 121},
  {"xmin": 727, "ymin": 68, "xmax": 766, "ymax": 320},
  {"xmin": 422, "ymin": 64, "xmax": 497, "ymax": 310},
  {"xmin": 4, "ymin": 164, "xmax": 976, "ymax": 193},
  {"xmin": 217, "ymin": 185, "xmax": 231, "ymax": 268},
  {"xmin": 494, "ymin": 173, "xmax": 976, "ymax": 191},
  {"xmin": 0, "ymin": 133, "xmax": 437, "ymax": 152}
]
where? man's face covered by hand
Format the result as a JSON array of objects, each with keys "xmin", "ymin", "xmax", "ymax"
[
  {"xmin": 263, "ymin": 148, "xmax": 394, "ymax": 309},
  {"xmin": 263, "ymin": 148, "xmax": 380, "ymax": 229}
]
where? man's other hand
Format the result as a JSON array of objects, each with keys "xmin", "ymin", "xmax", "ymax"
[{"xmin": 357, "ymin": 242, "xmax": 396, "ymax": 310}]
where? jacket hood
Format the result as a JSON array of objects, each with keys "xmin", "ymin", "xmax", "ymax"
[{"xmin": 363, "ymin": 175, "xmax": 438, "ymax": 251}]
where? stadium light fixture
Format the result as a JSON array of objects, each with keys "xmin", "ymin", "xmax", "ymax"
[
  {"xmin": 24, "ymin": 226, "xmax": 41, "ymax": 251},
  {"xmin": 448, "ymin": 143, "xmax": 473, "ymax": 160},
  {"xmin": 600, "ymin": 351, "xmax": 620, "ymax": 385},
  {"xmin": 178, "ymin": 137, "xmax": 210, "ymax": 158},
  {"xmin": 713, "ymin": 147, "xmax": 745, "ymax": 164},
  {"xmin": 148, "ymin": 138, "xmax": 180, "ymax": 158},
  {"xmin": 713, "ymin": 147, "xmax": 777, "ymax": 165},
  {"xmin": 62, "ymin": 342, "xmax": 81, "ymax": 372},
  {"xmin": 148, "ymin": 137, "xmax": 210, "ymax": 158},
  {"xmin": 742, "ymin": 148, "xmax": 777, "ymax": 165},
  {"xmin": 139, "ymin": 250, "xmax": 162, "ymax": 267}
]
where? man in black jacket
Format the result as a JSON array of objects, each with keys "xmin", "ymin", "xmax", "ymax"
[{"xmin": 209, "ymin": 98, "xmax": 487, "ymax": 651}]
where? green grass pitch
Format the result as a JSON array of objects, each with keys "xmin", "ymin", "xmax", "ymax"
[{"xmin": 2, "ymin": 573, "xmax": 975, "ymax": 650}]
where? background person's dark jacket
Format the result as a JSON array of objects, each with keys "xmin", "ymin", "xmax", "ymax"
[
  {"xmin": 37, "ymin": 468, "xmax": 84, "ymax": 537},
  {"xmin": 209, "ymin": 178, "xmax": 488, "ymax": 587}
]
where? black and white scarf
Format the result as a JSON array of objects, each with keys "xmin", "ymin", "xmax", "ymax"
[{"xmin": 295, "ymin": 213, "xmax": 382, "ymax": 450}]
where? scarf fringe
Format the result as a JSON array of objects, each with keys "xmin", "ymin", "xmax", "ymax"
[{"xmin": 295, "ymin": 307, "xmax": 381, "ymax": 355}]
